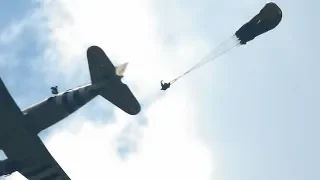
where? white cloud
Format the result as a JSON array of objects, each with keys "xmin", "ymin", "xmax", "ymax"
[{"xmin": 8, "ymin": 0, "xmax": 216, "ymax": 179}]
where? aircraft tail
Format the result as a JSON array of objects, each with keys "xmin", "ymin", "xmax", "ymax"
[{"xmin": 86, "ymin": 46, "xmax": 141, "ymax": 115}]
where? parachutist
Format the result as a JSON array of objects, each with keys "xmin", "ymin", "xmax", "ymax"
[
  {"xmin": 51, "ymin": 86, "xmax": 58, "ymax": 95},
  {"xmin": 160, "ymin": 80, "xmax": 171, "ymax": 90}
]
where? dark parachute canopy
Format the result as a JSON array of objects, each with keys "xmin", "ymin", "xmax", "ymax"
[
  {"xmin": 163, "ymin": 2, "xmax": 283, "ymax": 88},
  {"xmin": 235, "ymin": 2, "xmax": 283, "ymax": 44}
]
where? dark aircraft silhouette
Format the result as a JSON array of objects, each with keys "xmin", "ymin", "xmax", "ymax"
[{"xmin": 0, "ymin": 45, "xmax": 141, "ymax": 179}]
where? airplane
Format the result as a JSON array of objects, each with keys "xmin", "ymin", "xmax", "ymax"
[{"xmin": 0, "ymin": 45, "xmax": 141, "ymax": 179}]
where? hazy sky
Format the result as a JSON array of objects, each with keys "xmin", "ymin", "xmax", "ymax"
[{"xmin": 0, "ymin": 0, "xmax": 319, "ymax": 180}]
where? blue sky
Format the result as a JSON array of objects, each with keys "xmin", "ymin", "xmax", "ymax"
[{"xmin": 0, "ymin": 0, "xmax": 319, "ymax": 180}]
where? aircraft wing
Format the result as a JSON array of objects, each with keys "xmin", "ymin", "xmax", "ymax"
[
  {"xmin": 15, "ymin": 137, "xmax": 71, "ymax": 180},
  {"xmin": 0, "ymin": 77, "xmax": 71, "ymax": 180}
]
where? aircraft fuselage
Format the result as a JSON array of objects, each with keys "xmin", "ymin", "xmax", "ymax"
[{"xmin": 22, "ymin": 81, "xmax": 107, "ymax": 134}]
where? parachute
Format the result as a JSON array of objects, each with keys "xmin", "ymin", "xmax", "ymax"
[
  {"xmin": 235, "ymin": 2, "xmax": 282, "ymax": 44},
  {"xmin": 164, "ymin": 2, "xmax": 282, "ymax": 87}
]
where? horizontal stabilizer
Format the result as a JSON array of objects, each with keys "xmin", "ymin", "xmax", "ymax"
[{"xmin": 99, "ymin": 81, "xmax": 141, "ymax": 115}]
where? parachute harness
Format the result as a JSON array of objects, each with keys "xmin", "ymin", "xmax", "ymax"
[{"xmin": 169, "ymin": 35, "xmax": 241, "ymax": 85}]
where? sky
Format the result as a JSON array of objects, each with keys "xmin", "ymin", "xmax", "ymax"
[{"xmin": 0, "ymin": 0, "xmax": 319, "ymax": 180}]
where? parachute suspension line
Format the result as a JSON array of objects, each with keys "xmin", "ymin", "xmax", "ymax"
[
  {"xmin": 186, "ymin": 42, "xmax": 239, "ymax": 73},
  {"xmin": 169, "ymin": 42, "xmax": 239, "ymax": 84},
  {"xmin": 169, "ymin": 35, "xmax": 241, "ymax": 84},
  {"xmin": 184, "ymin": 38, "xmax": 239, "ymax": 74},
  {"xmin": 169, "ymin": 36, "xmax": 237, "ymax": 84},
  {"xmin": 186, "ymin": 36, "xmax": 236, "ymax": 71}
]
